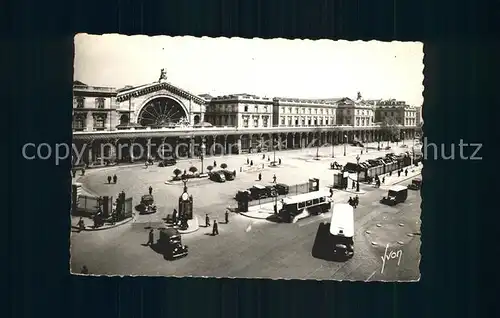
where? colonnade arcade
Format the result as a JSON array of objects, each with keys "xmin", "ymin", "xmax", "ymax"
[{"xmin": 73, "ymin": 128, "xmax": 417, "ymax": 166}]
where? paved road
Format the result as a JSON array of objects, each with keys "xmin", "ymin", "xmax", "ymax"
[{"xmin": 71, "ymin": 176, "xmax": 421, "ymax": 280}]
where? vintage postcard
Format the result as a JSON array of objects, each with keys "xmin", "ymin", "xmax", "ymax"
[{"xmin": 70, "ymin": 34, "xmax": 423, "ymax": 281}]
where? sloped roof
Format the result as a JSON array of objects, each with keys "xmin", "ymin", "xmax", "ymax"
[
  {"xmin": 73, "ymin": 80, "xmax": 87, "ymax": 86},
  {"xmin": 116, "ymin": 81, "xmax": 206, "ymax": 104}
]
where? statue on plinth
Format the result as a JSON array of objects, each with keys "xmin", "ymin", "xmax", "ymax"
[{"xmin": 159, "ymin": 68, "xmax": 168, "ymax": 82}]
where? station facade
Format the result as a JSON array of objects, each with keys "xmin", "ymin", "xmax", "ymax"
[{"xmin": 73, "ymin": 70, "xmax": 420, "ymax": 165}]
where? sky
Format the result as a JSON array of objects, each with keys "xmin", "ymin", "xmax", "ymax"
[{"xmin": 74, "ymin": 34, "xmax": 424, "ymax": 106}]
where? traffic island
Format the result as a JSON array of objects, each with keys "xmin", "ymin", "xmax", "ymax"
[
  {"xmin": 177, "ymin": 215, "xmax": 200, "ymax": 234},
  {"xmin": 72, "ymin": 216, "xmax": 133, "ymax": 232},
  {"xmin": 239, "ymin": 202, "xmax": 277, "ymax": 220}
]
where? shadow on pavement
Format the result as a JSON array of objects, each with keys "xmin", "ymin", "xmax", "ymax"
[
  {"xmin": 265, "ymin": 214, "xmax": 283, "ymax": 223},
  {"xmin": 311, "ymin": 223, "xmax": 350, "ymax": 263}
]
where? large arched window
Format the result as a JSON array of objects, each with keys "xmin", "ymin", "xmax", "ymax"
[{"xmin": 137, "ymin": 97, "xmax": 187, "ymax": 127}]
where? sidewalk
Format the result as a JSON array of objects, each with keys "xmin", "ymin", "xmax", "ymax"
[
  {"xmin": 71, "ymin": 215, "xmax": 134, "ymax": 231},
  {"xmin": 376, "ymin": 164, "xmax": 422, "ymax": 188}
]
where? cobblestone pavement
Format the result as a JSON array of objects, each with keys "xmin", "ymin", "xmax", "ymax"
[{"xmin": 70, "ymin": 173, "xmax": 421, "ymax": 280}]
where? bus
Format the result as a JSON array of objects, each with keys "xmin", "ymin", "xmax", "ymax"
[
  {"xmin": 279, "ymin": 190, "xmax": 332, "ymax": 223},
  {"xmin": 329, "ymin": 203, "xmax": 354, "ymax": 258}
]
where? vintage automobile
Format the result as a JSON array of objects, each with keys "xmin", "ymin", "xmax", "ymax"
[
  {"xmin": 275, "ymin": 183, "xmax": 290, "ymax": 195},
  {"xmin": 209, "ymin": 171, "xmax": 226, "ymax": 182},
  {"xmin": 220, "ymin": 169, "xmax": 236, "ymax": 181},
  {"xmin": 235, "ymin": 189, "xmax": 252, "ymax": 201},
  {"xmin": 139, "ymin": 194, "xmax": 157, "ymax": 214},
  {"xmin": 248, "ymin": 184, "xmax": 270, "ymax": 200},
  {"xmin": 380, "ymin": 185, "xmax": 408, "ymax": 206},
  {"xmin": 407, "ymin": 178, "xmax": 422, "ymax": 190},
  {"xmin": 159, "ymin": 158, "xmax": 177, "ymax": 167},
  {"xmin": 157, "ymin": 228, "xmax": 188, "ymax": 260}
]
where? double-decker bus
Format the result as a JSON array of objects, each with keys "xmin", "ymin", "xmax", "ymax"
[
  {"xmin": 279, "ymin": 190, "xmax": 332, "ymax": 223},
  {"xmin": 329, "ymin": 203, "xmax": 354, "ymax": 259}
]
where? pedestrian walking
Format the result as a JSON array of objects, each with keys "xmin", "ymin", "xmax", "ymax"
[
  {"xmin": 225, "ymin": 210, "xmax": 229, "ymax": 224},
  {"xmin": 268, "ymin": 156, "xmax": 270, "ymax": 161},
  {"xmin": 352, "ymin": 180, "xmax": 356, "ymax": 189},
  {"xmin": 273, "ymin": 174, "xmax": 276, "ymax": 183},
  {"xmin": 148, "ymin": 186, "xmax": 153, "ymax": 195},
  {"xmin": 212, "ymin": 220, "xmax": 219, "ymax": 236},
  {"xmin": 382, "ymin": 176, "xmax": 385, "ymax": 184},
  {"xmin": 72, "ymin": 170, "xmax": 76, "ymax": 178},
  {"xmin": 213, "ymin": 160, "xmax": 217, "ymax": 167},
  {"xmin": 81, "ymin": 167, "xmax": 85, "ymax": 176},
  {"xmin": 205, "ymin": 214, "xmax": 210, "ymax": 227},
  {"xmin": 250, "ymin": 160, "xmax": 253, "ymax": 166},
  {"xmin": 262, "ymin": 163, "xmax": 264, "ymax": 168},
  {"xmin": 145, "ymin": 161, "xmax": 148, "ymax": 169},
  {"xmin": 405, "ymin": 169, "xmax": 408, "ymax": 176},
  {"xmin": 146, "ymin": 229, "xmax": 154, "ymax": 246},
  {"xmin": 107, "ymin": 176, "xmax": 112, "ymax": 184},
  {"xmin": 262, "ymin": 154, "xmax": 265, "ymax": 160},
  {"xmin": 348, "ymin": 197, "xmax": 353, "ymax": 206},
  {"xmin": 172, "ymin": 209, "xmax": 177, "ymax": 223},
  {"xmin": 398, "ymin": 170, "xmax": 401, "ymax": 177},
  {"xmin": 77, "ymin": 217, "xmax": 85, "ymax": 232},
  {"xmin": 240, "ymin": 167, "xmax": 242, "ymax": 172},
  {"xmin": 113, "ymin": 174, "xmax": 117, "ymax": 183},
  {"xmin": 278, "ymin": 158, "xmax": 282, "ymax": 165},
  {"xmin": 354, "ymin": 195, "xmax": 359, "ymax": 208},
  {"xmin": 258, "ymin": 172, "xmax": 262, "ymax": 181},
  {"xmin": 247, "ymin": 158, "xmax": 250, "ymax": 164}
]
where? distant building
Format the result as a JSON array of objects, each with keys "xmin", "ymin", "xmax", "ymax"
[{"xmin": 72, "ymin": 70, "xmax": 419, "ymax": 165}]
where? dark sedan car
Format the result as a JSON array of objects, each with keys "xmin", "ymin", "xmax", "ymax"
[{"xmin": 275, "ymin": 183, "xmax": 290, "ymax": 195}]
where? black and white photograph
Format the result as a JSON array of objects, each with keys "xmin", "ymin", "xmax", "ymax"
[{"xmin": 70, "ymin": 34, "xmax": 423, "ymax": 281}]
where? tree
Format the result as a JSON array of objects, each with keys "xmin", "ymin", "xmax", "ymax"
[
  {"xmin": 220, "ymin": 163, "xmax": 228, "ymax": 169},
  {"xmin": 189, "ymin": 166, "xmax": 198, "ymax": 174},
  {"xmin": 380, "ymin": 117, "xmax": 401, "ymax": 142},
  {"xmin": 313, "ymin": 127, "xmax": 322, "ymax": 159},
  {"xmin": 173, "ymin": 168, "xmax": 182, "ymax": 177},
  {"xmin": 206, "ymin": 165, "xmax": 214, "ymax": 173}
]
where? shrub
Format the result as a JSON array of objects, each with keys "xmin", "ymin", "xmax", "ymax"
[
  {"xmin": 173, "ymin": 168, "xmax": 182, "ymax": 177},
  {"xmin": 220, "ymin": 163, "xmax": 228, "ymax": 169},
  {"xmin": 189, "ymin": 166, "xmax": 198, "ymax": 174}
]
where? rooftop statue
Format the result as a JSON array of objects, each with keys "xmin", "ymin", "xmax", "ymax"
[{"xmin": 159, "ymin": 68, "xmax": 168, "ymax": 81}]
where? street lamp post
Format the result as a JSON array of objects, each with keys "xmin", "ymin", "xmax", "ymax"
[
  {"xmin": 200, "ymin": 140, "xmax": 206, "ymax": 174},
  {"xmin": 412, "ymin": 137, "xmax": 415, "ymax": 165},
  {"xmin": 356, "ymin": 155, "xmax": 360, "ymax": 192},
  {"xmin": 343, "ymin": 134, "xmax": 347, "ymax": 156},
  {"xmin": 331, "ymin": 132, "xmax": 335, "ymax": 158},
  {"xmin": 273, "ymin": 137, "xmax": 277, "ymax": 164}
]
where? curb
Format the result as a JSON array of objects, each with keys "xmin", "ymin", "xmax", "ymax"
[
  {"xmin": 239, "ymin": 212, "xmax": 274, "ymax": 220},
  {"xmin": 392, "ymin": 172, "xmax": 422, "ymax": 185},
  {"xmin": 75, "ymin": 216, "xmax": 134, "ymax": 231},
  {"xmin": 178, "ymin": 226, "xmax": 200, "ymax": 234}
]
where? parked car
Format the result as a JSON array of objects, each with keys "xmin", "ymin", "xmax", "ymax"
[
  {"xmin": 235, "ymin": 190, "xmax": 252, "ymax": 201},
  {"xmin": 265, "ymin": 185, "xmax": 278, "ymax": 197},
  {"xmin": 159, "ymin": 158, "xmax": 176, "ymax": 167},
  {"xmin": 248, "ymin": 185, "xmax": 270, "ymax": 200},
  {"xmin": 210, "ymin": 171, "xmax": 226, "ymax": 182},
  {"xmin": 275, "ymin": 183, "xmax": 290, "ymax": 195},
  {"xmin": 220, "ymin": 169, "xmax": 235, "ymax": 181},
  {"xmin": 407, "ymin": 178, "xmax": 422, "ymax": 190}
]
